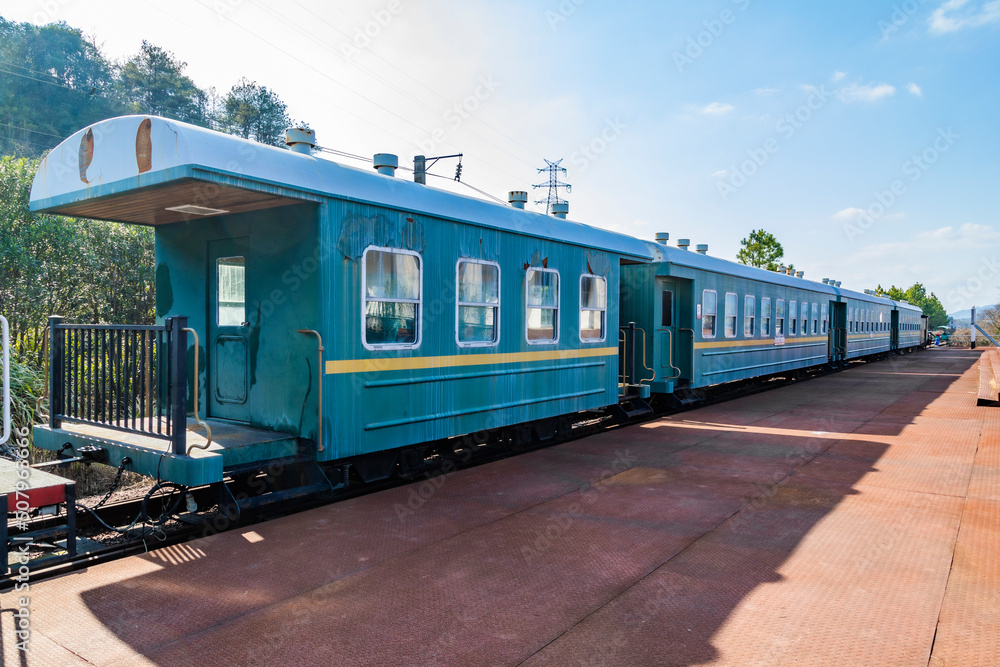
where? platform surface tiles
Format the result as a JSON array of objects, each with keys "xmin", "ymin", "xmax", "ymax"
[{"xmin": 2, "ymin": 347, "xmax": 997, "ymax": 666}]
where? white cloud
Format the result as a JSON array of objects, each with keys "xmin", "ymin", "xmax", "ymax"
[
  {"xmin": 837, "ymin": 83, "xmax": 896, "ymax": 102},
  {"xmin": 712, "ymin": 169, "xmax": 729, "ymax": 178},
  {"xmin": 929, "ymin": 0, "xmax": 1000, "ymax": 34},
  {"xmin": 832, "ymin": 207, "xmax": 867, "ymax": 220},
  {"xmin": 701, "ymin": 102, "xmax": 735, "ymax": 116},
  {"xmin": 832, "ymin": 71, "xmax": 847, "ymax": 82},
  {"xmin": 906, "ymin": 83, "xmax": 923, "ymax": 96},
  {"xmin": 753, "ymin": 87, "xmax": 778, "ymax": 95}
]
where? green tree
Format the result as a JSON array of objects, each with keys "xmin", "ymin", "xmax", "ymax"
[
  {"xmin": 875, "ymin": 284, "xmax": 906, "ymax": 301},
  {"xmin": 220, "ymin": 78, "xmax": 293, "ymax": 146},
  {"xmin": 874, "ymin": 282, "xmax": 948, "ymax": 328},
  {"xmin": 117, "ymin": 41, "xmax": 208, "ymax": 126},
  {"xmin": 737, "ymin": 229, "xmax": 784, "ymax": 271},
  {"xmin": 0, "ymin": 18, "xmax": 124, "ymax": 157}
]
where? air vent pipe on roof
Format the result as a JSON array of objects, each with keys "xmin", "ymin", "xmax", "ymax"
[
  {"xmin": 677, "ymin": 239, "xmax": 690, "ymax": 251},
  {"xmin": 508, "ymin": 191, "xmax": 528, "ymax": 209},
  {"xmin": 778, "ymin": 264, "xmax": 786, "ymax": 274},
  {"xmin": 796, "ymin": 271, "xmax": 804, "ymax": 278},
  {"xmin": 551, "ymin": 202, "xmax": 569, "ymax": 219},
  {"xmin": 822, "ymin": 278, "xmax": 830, "ymax": 284},
  {"xmin": 374, "ymin": 153, "xmax": 398, "ymax": 176},
  {"xmin": 695, "ymin": 244, "xmax": 708, "ymax": 255},
  {"xmin": 655, "ymin": 232, "xmax": 669, "ymax": 245},
  {"xmin": 285, "ymin": 127, "xmax": 315, "ymax": 155}
]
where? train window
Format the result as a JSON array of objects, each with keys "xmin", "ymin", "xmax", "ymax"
[
  {"xmin": 802, "ymin": 305, "xmax": 809, "ymax": 337},
  {"xmin": 580, "ymin": 274, "xmax": 607, "ymax": 342},
  {"xmin": 744, "ymin": 295, "xmax": 755, "ymax": 337},
  {"xmin": 812, "ymin": 303, "xmax": 818, "ymax": 334},
  {"xmin": 363, "ymin": 246, "xmax": 421, "ymax": 349},
  {"xmin": 725, "ymin": 292, "xmax": 738, "ymax": 338},
  {"xmin": 789, "ymin": 301, "xmax": 798, "ymax": 335},
  {"xmin": 702, "ymin": 290, "xmax": 717, "ymax": 338},
  {"xmin": 456, "ymin": 259, "xmax": 500, "ymax": 347},
  {"xmin": 527, "ymin": 268, "xmax": 559, "ymax": 343},
  {"xmin": 776, "ymin": 299, "xmax": 785, "ymax": 335},
  {"xmin": 661, "ymin": 289, "xmax": 673, "ymax": 327},
  {"xmin": 761, "ymin": 297, "xmax": 771, "ymax": 337},
  {"xmin": 217, "ymin": 256, "xmax": 245, "ymax": 326},
  {"xmin": 821, "ymin": 303, "xmax": 828, "ymax": 334}
]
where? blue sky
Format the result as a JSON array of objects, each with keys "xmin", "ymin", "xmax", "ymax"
[{"xmin": 6, "ymin": 0, "xmax": 999, "ymax": 312}]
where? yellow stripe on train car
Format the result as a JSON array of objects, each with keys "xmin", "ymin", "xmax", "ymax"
[{"xmin": 325, "ymin": 346, "xmax": 619, "ymax": 375}]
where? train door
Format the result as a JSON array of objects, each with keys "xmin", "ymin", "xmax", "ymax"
[
  {"xmin": 208, "ymin": 237, "xmax": 251, "ymax": 423},
  {"xmin": 657, "ymin": 279, "xmax": 692, "ymax": 384},
  {"xmin": 830, "ymin": 301, "xmax": 847, "ymax": 362},
  {"xmin": 890, "ymin": 310, "xmax": 900, "ymax": 350}
]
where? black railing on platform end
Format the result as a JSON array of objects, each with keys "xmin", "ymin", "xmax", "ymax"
[{"xmin": 48, "ymin": 315, "xmax": 189, "ymax": 455}]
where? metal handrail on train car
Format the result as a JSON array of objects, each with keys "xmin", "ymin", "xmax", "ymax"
[
  {"xmin": 661, "ymin": 328, "xmax": 682, "ymax": 380},
  {"xmin": 296, "ymin": 329, "xmax": 324, "ymax": 453},
  {"xmin": 635, "ymin": 327, "xmax": 656, "ymax": 383},
  {"xmin": 183, "ymin": 328, "xmax": 213, "ymax": 453}
]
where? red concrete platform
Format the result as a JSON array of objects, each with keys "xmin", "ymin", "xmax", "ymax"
[{"xmin": 2, "ymin": 348, "xmax": 997, "ymax": 666}]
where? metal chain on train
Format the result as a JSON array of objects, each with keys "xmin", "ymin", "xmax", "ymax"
[{"xmin": 92, "ymin": 457, "xmax": 131, "ymax": 510}]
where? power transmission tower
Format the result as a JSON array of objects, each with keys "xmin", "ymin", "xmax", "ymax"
[{"xmin": 532, "ymin": 159, "xmax": 571, "ymax": 214}]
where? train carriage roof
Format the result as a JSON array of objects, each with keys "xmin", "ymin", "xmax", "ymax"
[
  {"xmin": 649, "ymin": 242, "xmax": 914, "ymax": 309},
  {"xmin": 30, "ymin": 115, "xmax": 654, "ymax": 262}
]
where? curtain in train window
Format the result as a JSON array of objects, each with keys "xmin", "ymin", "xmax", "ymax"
[
  {"xmin": 457, "ymin": 260, "xmax": 500, "ymax": 345},
  {"xmin": 812, "ymin": 302, "xmax": 819, "ymax": 334},
  {"xmin": 217, "ymin": 257, "xmax": 245, "ymax": 326},
  {"xmin": 702, "ymin": 290, "xmax": 717, "ymax": 338},
  {"xmin": 527, "ymin": 268, "xmax": 559, "ymax": 342},
  {"xmin": 579, "ymin": 275, "xmax": 607, "ymax": 342},
  {"xmin": 821, "ymin": 303, "xmax": 829, "ymax": 334},
  {"xmin": 744, "ymin": 295, "xmax": 756, "ymax": 337},
  {"xmin": 364, "ymin": 247, "xmax": 421, "ymax": 347},
  {"xmin": 789, "ymin": 300, "xmax": 798, "ymax": 335},
  {"xmin": 761, "ymin": 297, "xmax": 771, "ymax": 337},
  {"xmin": 776, "ymin": 299, "xmax": 785, "ymax": 335}
]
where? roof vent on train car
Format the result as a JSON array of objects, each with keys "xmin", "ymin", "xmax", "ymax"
[
  {"xmin": 285, "ymin": 127, "xmax": 316, "ymax": 155},
  {"xmin": 836, "ymin": 281, "xmax": 842, "ymax": 287},
  {"xmin": 677, "ymin": 239, "xmax": 690, "ymax": 251},
  {"xmin": 551, "ymin": 202, "xmax": 569, "ymax": 219},
  {"xmin": 695, "ymin": 244, "xmax": 708, "ymax": 254},
  {"xmin": 508, "ymin": 191, "xmax": 528, "ymax": 209},
  {"xmin": 373, "ymin": 153, "xmax": 398, "ymax": 176},
  {"xmin": 655, "ymin": 232, "xmax": 669, "ymax": 245},
  {"xmin": 778, "ymin": 264, "xmax": 786, "ymax": 273},
  {"xmin": 795, "ymin": 271, "xmax": 804, "ymax": 278}
]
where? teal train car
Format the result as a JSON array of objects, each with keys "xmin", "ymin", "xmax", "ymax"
[
  {"xmin": 619, "ymin": 236, "xmax": 925, "ymax": 402},
  {"xmin": 28, "ymin": 116, "xmax": 653, "ymax": 495}
]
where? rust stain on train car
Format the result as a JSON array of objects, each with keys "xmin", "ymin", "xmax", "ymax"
[
  {"xmin": 136, "ymin": 118, "xmax": 152, "ymax": 173},
  {"xmin": 78, "ymin": 128, "xmax": 93, "ymax": 183}
]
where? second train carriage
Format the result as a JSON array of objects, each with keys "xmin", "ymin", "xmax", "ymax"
[{"xmin": 619, "ymin": 235, "xmax": 925, "ymax": 400}]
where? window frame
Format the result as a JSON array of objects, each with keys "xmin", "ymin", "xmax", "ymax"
[
  {"xmin": 455, "ymin": 258, "xmax": 501, "ymax": 348},
  {"xmin": 744, "ymin": 295, "xmax": 756, "ymax": 338},
  {"xmin": 361, "ymin": 245, "xmax": 423, "ymax": 351},
  {"xmin": 821, "ymin": 303, "xmax": 829, "ymax": 335},
  {"xmin": 525, "ymin": 267, "xmax": 560, "ymax": 345},
  {"xmin": 579, "ymin": 273, "xmax": 608, "ymax": 343},
  {"xmin": 790, "ymin": 300, "xmax": 798, "ymax": 336},
  {"xmin": 812, "ymin": 302, "xmax": 819, "ymax": 334},
  {"xmin": 216, "ymin": 255, "xmax": 246, "ymax": 327},
  {"xmin": 702, "ymin": 289, "xmax": 718, "ymax": 339},
  {"xmin": 761, "ymin": 297, "xmax": 771, "ymax": 337},
  {"xmin": 724, "ymin": 292, "xmax": 738, "ymax": 339},
  {"xmin": 776, "ymin": 298, "xmax": 785, "ymax": 336}
]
